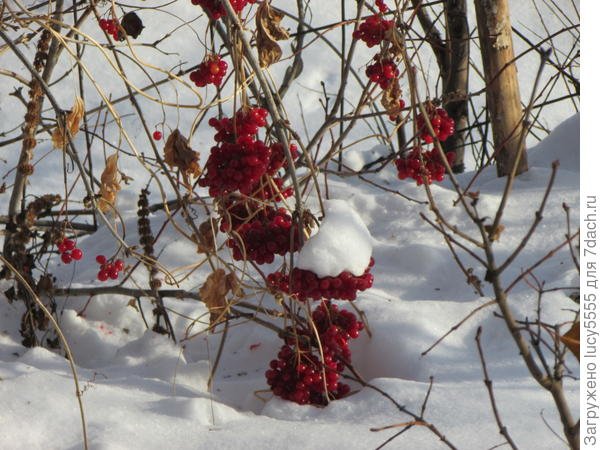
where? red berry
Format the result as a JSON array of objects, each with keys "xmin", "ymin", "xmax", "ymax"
[
  {"xmin": 58, "ymin": 242, "xmax": 68, "ymax": 254},
  {"xmin": 61, "ymin": 252, "xmax": 72, "ymax": 264},
  {"xmin": 114, "ymin": 259, "xmax": 125, "ymax": 271},
  {"xmin": 153, "ymin": 130, "xmax": 162, "ymax": 140},
  {"xmin": 109, "ymin": 268, "xmax": 120, "ymax": 280},
  {"xmin": 71, "ymin": 248, "xmax": 83, "ymax": 261},
  {"xmin": 63, "ymin": 239, "xmax": 76, "ymax": 251},
  {"xmin": 97, "ymin": 270, "xmax": 109, "ymax": 282},
  {"xmin": 96, "ymin": 255, "xmax": 107, "ymax": 265}
]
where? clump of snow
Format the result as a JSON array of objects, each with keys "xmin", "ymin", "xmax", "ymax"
[
  {"xmin": 343, "ymin": 150, "xmax": 365, "ymax": 171},
  {"xmin": 296, "ymin": 199, "xmax": 372, "ymax": 277}
]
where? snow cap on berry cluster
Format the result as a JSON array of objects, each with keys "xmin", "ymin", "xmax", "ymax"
[{"xmin": 296, "ymin": 199, "xmax": 372, "ymax": 278}]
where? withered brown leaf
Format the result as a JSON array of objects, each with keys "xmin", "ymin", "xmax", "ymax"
[
  {"xmin": 255, "ymin": 1, "xmax": 289, "ymax": 68},
  {"xmin": 381, "ymin": 78, "xmax": 404, "ymax": 121},
  {"xmin": 199, "ymin": 269, "xmax": 229, "ymax": 330},
  {"xmin": 484, "ymin": 224, "xmax": 506, "ymax": 242},
  {"xmin": 98, "ymin": 153, "xmax": 121, "ymax": 213},
  {"xmin": 164, "ymin": 129, "xmax": 201, "ymax": 186},
  {"xmin": 560, "ymin": 321, "xmax": 579, "ymax": 361},
  {"xmin": 52, "ymin": 96, "xmax": 84, "ymax": 149},
  {"xmin": 195, "ymin": 218, "xmax": 218, "ymax": 254}
]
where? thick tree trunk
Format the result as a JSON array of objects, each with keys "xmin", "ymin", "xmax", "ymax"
[
  {"xmin": 442, "ymin": 0, "xmax": 469, "ymax": 173},
  {"xmin": 474, "ymin": 0, "xmax": 528, "ymax": 177}
]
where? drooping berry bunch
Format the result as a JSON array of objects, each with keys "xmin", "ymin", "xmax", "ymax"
[
  {"xmin": 366, "ymin": 58, "xmax": 399, "ymax": 89},
  {"xmin": 209, "ymin": 107, "xmax": 269, "ymax": 144},
  {"xmin": 221, "ymin": 202, "xmax": 301, "ymax": 264},
  {"xmin": 395, "ymin": 147, "xmax": 456, "ymax": 185},
  {"xmin": 265, "ymin": 301, "xmax": 363, "ymax": 405},
  {"xmin": 352, "ymin": 14, "xmax": 394, "ymax": 48},
  {"xmin": 375, "ymin": 0, "xmax": 389, "ymax": 12},
  {"xmin": 58, "ymin": 238, "xmax": 83, "ymax": 264},
  {"xmin": 268, "ymin": 258, "xmax": 375, "ymax": 301},
  {"xmin": 191, "ymin": 0, "xmax": 256, "ymax": 20},
  {"xmin": 95, "ymin": 255, "xmax": 125, "ymax": 282},
  {"xmin": 200, "ymin": 107, "xmax": 298, "ymax": 197},
  {"xmin": 416, "ymin": 105, "xmax": 455, "ymax": 144},
  {"xmin": 190, "ymin": 55, "xmax": 228, "ymax": 87},
  {"xmin": 98, "ymin": 18, "xmax": 124, "ymax": 41}
]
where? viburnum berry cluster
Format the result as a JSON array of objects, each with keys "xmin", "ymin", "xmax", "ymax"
[
  {"xmin": 191, "ymin": 0, "xmax": 256, "ymax": 20},
  {"xmin": 190, "ymin": 55, "xmax": 228, "ymax": 87},
  {"xmin": 352, "ymin": 14, "xmax": 394, "ymax": 48},
  {"xmin": 416, "ymin": 105, "xmax": 455, "ymax": 144},
  {"xmin": 366, "ymin": 58, "xmax": 399, "ymax": 89},
  {"xmin": 58, "ymin": 238, "xmax": 83, "ymax": 264},
  {"xmin": 353, "ymin": 2, "xmax": 405, "ymax": 118},
  {"xmin": 199, "ymin": 107, "xmax": 298, "ymax": 197},
  {"xmin": 98, "ymin": 18, "xmax": 123, "ymax": 41},
  {"xmin": 267, "ymin": 258, "xmax": 375, "ymax": 302},
  {"xmin": 395, "ymin": 147, "xmax": 456, "ymax": 185},
  {"xmin": 220, "ymin": 203, "xmax": 301, "ymax": 265},
  {"xmin": 95, "ymin": 255, "xmax": 125, "ymax": 282},
  {"xmin": 265, "ymin": 301, "xmax": 363, "ymax": 405}
]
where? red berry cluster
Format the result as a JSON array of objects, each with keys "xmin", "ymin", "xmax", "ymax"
[
  {"xmin": 366, "ymin": 58, "xmax": 399, "ymax": 89},
  {"xmin": 190, "ymin": 55, "xmax": 228, "ymax": 87},
  {"xmin": 95, "ymin": 255, "xmax": 125, "ymax": 282},
  {"xmin": 268, "ymin": 257, "xmax": 375, "ymax": 301},
  {"xmin": 265, "ymin": 301, "xmax": 363, "ymax": 405},
  {"xmin": 416, "ymin": 106, "xmax": 455, "ymax": 143},
  {"xmin": 375, "ymin": 0, "xmax": 389, "ymax": 12},
  {"xmin": 199, "ymin": 107, "xmax": 298, "ymax": 197},
  {"xmin": 191, "ymin": 0, "xmax": 256, "ymax": 20},
  {"xmin": 221, "ymin": 203, "xmax": 301, "ymax": 265},
  {"xmin": 58, "ymin": 238, "xmax": 83, "ymax": 264},
  {"xmin": 352, "ymin": 15, "xmax": 394, "ymax": 48},
  {"xmin": 249, "ymin": 176, "xmax": 293, "ymax": 201},
  {"xmin": 209, "ymin": 107, "xmax": 269, "ymax": 144},
  {"xmin": 395, "ymin": 148, "xmax": 456, "ymax": 185},
  {"xmin": 98, "ymin": 18, "xmax": 124, "ymax": 41}
]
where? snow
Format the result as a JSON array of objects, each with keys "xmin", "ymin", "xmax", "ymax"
[
  {"xmin": 296, "ymin": 199, "xmax": 373, "ymax": 277},
  {"xmin": 0, "ymin": 2, "xmax": 580, "ymax": 449}
]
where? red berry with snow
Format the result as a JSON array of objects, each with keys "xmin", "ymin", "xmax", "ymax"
[{"xmin": 268, "ymin": 258, "xmax": 375, "ymax": 301}]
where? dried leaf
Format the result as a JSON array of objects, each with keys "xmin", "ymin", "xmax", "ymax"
[
  {"xmin": 226, "ymin": 272, "xmax": 243, "ymax": 298},
  {"xmin": 255, "ymin": 1, "xmax": 289, "ymax": 68},
  {"xmin": 484, "ymin": 224, "xmax": 505, "ymax": 242},
  {"xmin": 98, "ymin": 153, "xmax": 121, "ymax": 213},
  {"xmin": 51, "ymin": 96, "xmax": 84, "ymax": 149},
  {"xmin": 120, "ymin": 12, "xmax": 144, "ymax": 39},
  {"xmin": 164, "ymin": 129, "xmax": 201, "ymax": 186},
  {"xmin": 199, "ymin": 269, "xmax": 229, "ymax": 330},
  {"xmin": 560, "ymin": 321, "xmax": 579, "ymax": 361},
  {"xmin": 381, "ymin": 78, "xmax": 404, "ymax": 120},
  {"xmin": 195, "ymin": 218, "xmax": 218, "ymax": 254},
  {"xmin": 384, "ymin": 27, "xmax": 404, "ymax": 57},
  {"xmin": 127, "ymin": 298, "xmax": 139, "ymax": 311}
]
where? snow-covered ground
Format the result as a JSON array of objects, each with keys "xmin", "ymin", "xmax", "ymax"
[{"xmin": 0, "ymin": 1, "xmax": 579, "ymax": 449}]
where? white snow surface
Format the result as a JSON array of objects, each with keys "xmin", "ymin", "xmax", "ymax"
[{"xmin": 296, "ymin": 199, "xmax": 373, "ymax": 277}]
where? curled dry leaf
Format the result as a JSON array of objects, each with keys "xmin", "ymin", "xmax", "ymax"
[
  {"xmin": 195, "ymin": 218, "xmax": 219, "ymax": 254},
  {"xmin": 384, "ymin": 27, "xmax": 404, "ymax": 57},
  {"xmin": 51, "ymin": 96, "xmax": 84, "ymax": 149},
  {"xmin": 98, "ymin": 153, "xmax": 121, "ymax": 213},
  {"xmin": 381, "ymin": 78, "xmax": 404, "ymax": 120},
  {"xmin": 255, "ymin": 1, "xmax": 289, "ymax": 68},
  {"xmin": 560, "ymin": 321, "xmax": 579, "ymax": 361},
  {"xmin": 484, "ymin": 223, "xmax": 506, "ymax": 242},
  {"xmin": 199, "ymin": 269, "xmax": 229, "ymax": 330},
  {"xmin": 164, "ymin": 129, "xmax": 201, "ymax": 187}
]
